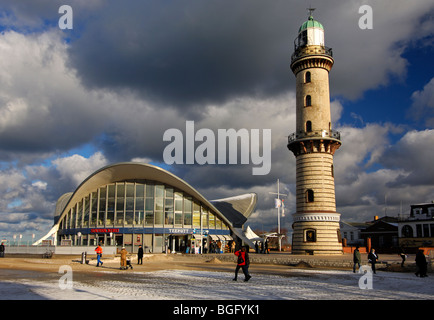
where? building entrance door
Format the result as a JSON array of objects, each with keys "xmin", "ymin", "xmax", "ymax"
[
  {"xmin": 115, "ymin": 234, "xmax": 123, "ymax": 246},
  {"xmin": 168, "ymin": 235, "xmax": 187, "ymax": 253}
]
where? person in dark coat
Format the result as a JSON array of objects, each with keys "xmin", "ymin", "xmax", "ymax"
[
  {"xmin": 233, "ymin": 246, "xmax": 251, "ymax": 282},
  {"xmin": 368, "ymin": 248, "xmax": 378, "ymax": 274},
  {"xmin": 264, "ymin": 239, "xmax": 269, "ymax": 254},
  {"xmin": 353, "ymin": 246, "xmax": 362, "ymax": 273},
  {"xmin": 415, "ymin": 250, "xmax": 428, "ymax": 277},
  {"xmin": 137, "ymin": 245, "xmax": 144, "ymax": 265},
  {"xmin": 399, "ymin": 247, "xmax": 407, "ymax": 268}
]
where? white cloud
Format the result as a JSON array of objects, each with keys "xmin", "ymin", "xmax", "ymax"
[
  {"xmin": 409, "ymin": 77, "xmax": 434, "ymax": 126},
  {"xmin": 52, "ymin": 152, "xmax": 108, "ymax": 187},
  {"xmin": 327, "ymin": 0, "xmax": 434, "ymax": 99},
  {"xmin": 31, "ymin": 181, "xmax": 47, "ymax": 190}
]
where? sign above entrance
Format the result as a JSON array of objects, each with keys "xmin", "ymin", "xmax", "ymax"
[
  {"xmin": 90, "ymin": 228, "xmax": 120, "ymax": 233},
  {"xmin": 168, "ymin": 228, "xmax": 192, "ymax": 234}
]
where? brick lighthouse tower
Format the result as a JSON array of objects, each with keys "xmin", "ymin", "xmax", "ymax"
[{"xmin": 287, "ymin": 10, "xmax": 343, "ymax": 255}]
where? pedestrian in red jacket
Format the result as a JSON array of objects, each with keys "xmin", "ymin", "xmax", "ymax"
[{"xmin": 233, "ymin": 246, "xmax": 251, "ymax": 282}]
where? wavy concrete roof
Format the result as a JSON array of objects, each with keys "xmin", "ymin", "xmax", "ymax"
[{"xmin": 54, "ymin": 162, "xmax": 256, "ymax": 230}]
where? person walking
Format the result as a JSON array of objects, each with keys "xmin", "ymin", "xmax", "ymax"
[
  {"xmin": 95, "ymin": 244, "xmax": 103, "ymax": 267},
  {"xmin": 415, "ymin": 250, "xmax": 428, "ymax": 277},
  {"xmin": 353, "ymin": 246, "xmax": 362, "ymax": 273},
  {"xmin": 233, "ymin": 246, "xmax": 251, "ymax": 282},
  {"xmin": 120, "ymin": 247, "xmax": 128, "ymax": 270},
  {"xmin": 399, "ymin": 247, "xmax": 407, "ymax": 268},
  {"xmin": 137, "ymin": 245, "xmax": 144, "ymax": 265},
  {"xmin": 230, "ymin": 241, "xmax": 235, "ymax": 253},
  {"xmin": 0, "ymin": 242, "xmax": 5, "ymax": 258},
  {"xmin": 264, "ymin": 239, "xmax": 269, "ymax": 254},
  {"xmin": 368, "ymin": 248, "xmax": 378, "ymax": 274}
]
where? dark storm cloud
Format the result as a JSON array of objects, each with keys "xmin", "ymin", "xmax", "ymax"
[{"xmin": 67, "ymin": 0, "xmax": 297, "ymax": 108}]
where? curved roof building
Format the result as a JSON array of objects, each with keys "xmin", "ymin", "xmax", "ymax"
[{"xmin": 35, "ymin": 163, "xmax": 257, "ymax": 253}]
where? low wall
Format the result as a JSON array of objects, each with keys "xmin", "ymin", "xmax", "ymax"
[
  {"xmin": 343, "ymin": 246, "xmax": 367, "ymax": 254},
  {"xmin": 197, "ymin": 253, "xmax": 355, "ymax": 268},
  {"xmin": 3, "ymin": 245, "xmax": 117, "ymax": 256}
]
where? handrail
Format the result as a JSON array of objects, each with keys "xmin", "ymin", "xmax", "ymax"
[
  {"xmin": 288, "ymin": 130, "xmax": 341, "ymax": 143},
  {"xmin": 291, "ymin": 46, "xmax": 333, "ymax": 63}
]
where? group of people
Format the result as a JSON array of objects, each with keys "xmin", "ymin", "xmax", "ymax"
[
  {"xmin": 94, "ymin": 242, "xmax": 429, "ymax": 281},
  {"xmin": 94, "ymin": 244, "xmax": 145, "ymax": 270},
  {"xmin": 208, "ymin": 240, "xmax": 222, "ymax": 253},
  {"xmin": 353, "ymin": 246, "xmax": 429, "ymax": 277},
  {"xmin": 353, "ymin": 246, "xmax": 379, "ymax": 274},
  {"xmin": 254, "ymin": 240, "xmax": 269, "ymax": 254}
]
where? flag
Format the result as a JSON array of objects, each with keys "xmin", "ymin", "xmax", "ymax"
[{"xmin": 275, "ymin": 198, "xmax": 282, "ymax": 208}]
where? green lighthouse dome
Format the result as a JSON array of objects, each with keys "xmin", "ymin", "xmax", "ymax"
[{"xmin": 298, "ymin": 15, "xmax": 324, "ymax": 33}]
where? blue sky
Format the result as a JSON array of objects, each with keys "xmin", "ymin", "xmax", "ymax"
[
  {"xmin": 341, "ymin": 46, "xmax": 433, "ymax": 127},
  {"xmin": 0, "ymin": 0, "xmax": 433, "ymax": 241}
]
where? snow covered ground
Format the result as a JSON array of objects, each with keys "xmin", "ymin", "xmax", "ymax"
[{"xmin": 1, "ymin": 268, "xmax": 433, "ymax": 300}]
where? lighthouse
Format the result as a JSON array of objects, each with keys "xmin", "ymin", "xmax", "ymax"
[{"xmin": 288, "ymin": 10, "xmax": 343, "ymax": 255}]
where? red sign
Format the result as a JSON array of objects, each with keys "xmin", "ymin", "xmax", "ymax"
[{"xmin": 90, "ymin": 228, "xmax": 119, "ymax": 233}]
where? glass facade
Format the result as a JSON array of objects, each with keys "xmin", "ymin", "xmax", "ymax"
[{"xmin": 58, "ymin": 180, "xmax": 231, "ymax": 253}]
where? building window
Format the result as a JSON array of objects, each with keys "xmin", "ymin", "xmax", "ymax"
[
  {"xmin": 423, "ymin": 224, "xmax": 430, "ymax": 237},
  {"xmin": 306, "ymin": 189, "xmax": 314, "ymax": 203},
  {"xmin": 305, "ymin": 229, "xmax": 316, "ymax": 242},
  {"xmin": 331, "ymin": 164, "xmax": 334, "ymax": 177},
  {"xmin": 306, "ymin": 121, "xmax": 312, "ymax": 132},
  {"xmin": 402, "ymin": 225, "xmax": 413, "ymax": 238},
  {"xmin": 305, "ymin": 95, "xmax": 312, "ymax": 107},
  {"xmin": 305, "ymin": 71, "xmax": 311, "ymax": 83},
  {"xmin": 416, "ymin": 224, "xmax": 422, "ymax": 237}
]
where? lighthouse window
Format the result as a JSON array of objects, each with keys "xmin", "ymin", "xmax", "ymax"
[
  {"xmin": 305, "ymin": 229, "xmax": 316, "ymax": 242},
  {"xmin": 305, "ymin": 95, "xmax": 312, "ymax": 107},
  {"xmin": 306, "ymin": 189, "xmax": 314, "ymax": 203},
  {"xmin": 306, "ymin": 121, "xmax": 312, "ymax": 132},
  {"xmin": 305, "ymin": 71, "xmax": 311, "ymax": 83},
  {"xmin": 299, "ymin": 30, "xmax": 307, "ymax": 47}
]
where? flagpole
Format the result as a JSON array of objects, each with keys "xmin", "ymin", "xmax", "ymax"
[{"xmin": 269, "ymin": 179, "xmax": 287, "ymax": 251}]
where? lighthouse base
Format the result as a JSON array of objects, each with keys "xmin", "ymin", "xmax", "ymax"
[{"xmin": 291, "ymin": 212, "xmax": 343, "ymax": 255}]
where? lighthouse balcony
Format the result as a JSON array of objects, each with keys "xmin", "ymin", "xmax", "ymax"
[
  {"xmin": 288, "ymin": 129, "xmax": 341, "ymax": 144},
  {"xmin": 291, "ymin": 45, "xmax": 333, "ymax": 64}
]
